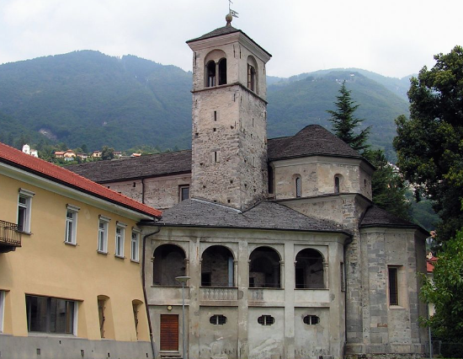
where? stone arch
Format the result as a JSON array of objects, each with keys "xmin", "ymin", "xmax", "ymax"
[
  {"xmin": 247, "ymin": 55, "xmax": 258, "ymax": 93},
  {"xmin": 204, "ymin": 49, "xmax": 227, "ymax": 87},
  {"xmin": 153, "ymin": 244, "xmax": 186, "ymax": 286},
  {"xmin": 201, "ymin": 245, "xmax": 235, "ymax": 287},
  {"xmin": 249, "ymin": 246, "xmax": 281, "ymax": 288},
  {"xmin": 295, "ymin": 248, "xmax": 325, "ymax": 289}
]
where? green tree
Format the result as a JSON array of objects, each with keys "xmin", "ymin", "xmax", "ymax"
[
  {"xmin": 365, "ymin": 149, "xmax": 410, "ymax": 219},
  {"xmin": 101, "ymin": 146, "xmax": 115, "ymax": 160},
  {"xmin": 420, "ymin": 229, "xmax": 463, "ymax": 342},
  {"xmin": 393, "ymin": 46, "xmax": 463, "ymax": 241},
  {"xmin": 327, "ymin": 81, "xmax": 371, "ymax": 153}
]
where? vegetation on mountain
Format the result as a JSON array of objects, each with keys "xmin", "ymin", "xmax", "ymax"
[
  {"xmin": 267, "ymin": 71, "xmax": 410, "ymax": 160},
  {"xmin": 394, "ymin": 45, "xmax": 463, "ymax": 242},
  {"xmin": 327, "ymin": 81, "xmax": 371, "ymax": 152}
]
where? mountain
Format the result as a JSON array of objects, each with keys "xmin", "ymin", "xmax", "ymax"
[
  {"xmin": 0, "ymin": 51, "xmax": 192, "ymax": 151},
  {"xmin": 0, "ymin": 51, "xmax": 411, "ymax": 158},
  {"xmin": 267, "ymin": 71, "xmax": 410, "ymax": 159}
]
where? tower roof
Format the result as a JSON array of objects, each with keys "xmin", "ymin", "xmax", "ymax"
[{"xmin": 187, "ymin": 24, "xmax": 272, "ymax": 58}]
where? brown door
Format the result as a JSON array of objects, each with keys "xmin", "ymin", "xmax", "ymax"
[{"xmin": 160, "ymin": 314, "xmax": 179, "ymax": 351}]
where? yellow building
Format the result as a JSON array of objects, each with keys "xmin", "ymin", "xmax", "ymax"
[{"xmin": 0, "ymin": 142, "xmax": 162, "ymax": 359}]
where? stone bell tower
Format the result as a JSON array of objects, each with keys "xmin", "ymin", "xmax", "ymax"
[{"xmin": 187, "ymin": 14, "xmax": 272, "ymax": 210}]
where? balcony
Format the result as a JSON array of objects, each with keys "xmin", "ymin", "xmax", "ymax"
[{"xmin": 0, "ymin": 220, "xmax": 22, "ymax": 253}]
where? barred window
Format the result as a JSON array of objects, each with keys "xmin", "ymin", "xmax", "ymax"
[
  {"xmin": 210, "ymin": 315, "xmax": 227, "ymax": 325},
  {"xmin": 257, "ymin": 315, "xmax": 275, "ymax": 326},
  {"xmin": 303, "ymin": 315, "xmax": 319, "ymax": 325}
]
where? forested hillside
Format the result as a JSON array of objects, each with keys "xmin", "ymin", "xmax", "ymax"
[{"xmin": 0, "ymin": 51, "xmax": 410, "ymax": 158}]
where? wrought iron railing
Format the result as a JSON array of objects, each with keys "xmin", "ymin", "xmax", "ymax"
[{"xmin": 0, "ymin": 220, "xmax": 22, "ymax": 248}]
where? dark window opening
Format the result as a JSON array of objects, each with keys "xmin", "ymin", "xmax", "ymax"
[
  {"xmin": 249, "ymin": 247, "xmax": 281, "ymax": 288},
  {"xmin": 389, "ymin": 267, "xmax": 399, "ymax": 305},
  {"xmin": 26, "ymin": 295, "xmax": 75, "ymax": 334},
  {"xmin": 201, "ymin": 246, "xmax": 234, "ymax": 287},
  {"xmin": 218, "ymin": 58, "xmax": 227, "ymax": 85},
  {"xmin": 268, "ymin": 166, "xmax": 274, "ymax": 194},
  {"xmin": 334, "ymin": 176, "xmax": 340, "ymax": 194},
  {"xmin": 257, "ymin": 315, "xmax": 275, "ymax": 326},
  {"xmin": 210, "ymin": 315, "xmax": 227, "ymax": 325},
  {"xmin": 247, "ymin": 65, "xmax": 256, "ymax": 92},
  {"xmin": 295, "ymin": 249, "xmax": 325, "ymax": 289},
  {"xmin": 153, "ymin": 245, "xmax": 186, "ymax": 286},
  {"xmin": 179, "ymin": 186, "xmax": 189, "ymax": 202},
  {"xmin": 303, "ymin": 315, "xmax": 320, "ymax": 325},
  {"xmin": 295, "ymin": 176, "xmax": 302, "ymax": 198},
  {"xmin": 207, "ymin": 61, "xmax": 216, "ymax": 87},
  {"xmin": 214, "ymin": 111, "xmax": 217, "ymax": 121}
]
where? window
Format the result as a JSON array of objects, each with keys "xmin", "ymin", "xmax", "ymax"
[
  {"xmin": 97, "ymin": 216, "xmax": 110, "ymax": 253},
  {"xmin": 257, "ymin": 315, "xmax": 275, "ymax": 326},
  {"xmin": 206, "ymin": 61, "xmax": 216, "ymax": 87},
  {"xmin": 210, "ymin": 315, "xmax": 227, "ymax": 325},
  {"xmin": 98, "ymin": 296, "xmax": 107, "ymax": 338},
  {"xmin": 132, "ymin": 300, "xmax": 142, "ymax": 339},
  {"xmin": 17, "ymin": 189, "xmax": 34, "ymax": 233},
  {"xmin": 247, "ymin": 64, "xmax": 256, "ymax": 91},
  {"xmin": 295, "ymin": 176, "xmax": 302, "ymax": 198},
  {"xmin": 303, "ymin": 315, "xmax": 320, "ymax": 325},
  {"xmin": 26, "ymin": 295, "xmax": 76, "ymax": 334},
  {"xmin": 115, "ymin": 223, "xmax": 126, "ymax": 258},
  {"xmin": 65, "ymin": 205, "xmax": 79, "ymax": 245},
  {"xmin": 334, "ymin": 176, "xmax": 340, "ymax": 194},
  {"xmin": 0, "ymin": 290, "xmax": 4, "ymax": 333},
  {"xmin": 341, "ymin": 262, "xmax": 346, "ymax": 292},
  {"xmin": 131, "ymin": 230, "xmax": 140, "ymax": 262},
  {"xmin": 218, "ymin": 58, "xmax": 227, "ymax": 85},
  {"xmin": 179, "ymin": 185, "xmax": 190, "ymax": 202},
  {"xmin": 388, "ymin": 267, "xmax": 399, "ymax": 305}
]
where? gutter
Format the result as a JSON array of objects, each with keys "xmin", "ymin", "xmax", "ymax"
[
  {"xmin": 141, "ymin": 224, "xmax": 162, "ymax": 359},
  {"xmin": 343, "ymin": 235, "xmax": 354, "ymax": 356}
]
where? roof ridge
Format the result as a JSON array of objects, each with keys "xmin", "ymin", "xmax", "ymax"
[{"xmin": 191, "ymin": 197, "xmax": 242, "ymax": 213}]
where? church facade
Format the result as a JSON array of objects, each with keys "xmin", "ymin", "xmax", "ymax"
[{"xmin": 70, "ymin": 16, "xmax": 428, "ymax": 359}]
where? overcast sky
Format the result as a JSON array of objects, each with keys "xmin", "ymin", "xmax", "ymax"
[{"xmin": 0, "ymin": 0, "xmax": 461, "ymax": 79}]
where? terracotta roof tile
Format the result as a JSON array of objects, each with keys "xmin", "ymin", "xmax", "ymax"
[{"xmin": 0, "ymin": 142, "xmax": 162, "ymax": 218}]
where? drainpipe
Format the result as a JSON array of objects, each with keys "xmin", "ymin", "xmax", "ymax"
[{"xmin": 142, "ymin": 224, "xmax": 162, "ymax": 359}]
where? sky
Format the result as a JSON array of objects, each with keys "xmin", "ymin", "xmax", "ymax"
[{"xmin": 0, "ymin": 0, "xmax": 462, "ymax": 79}]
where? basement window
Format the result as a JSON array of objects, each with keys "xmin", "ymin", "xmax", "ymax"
[
  {"xmin": 303, "ymin": 315, "xmax": 320, "ymax": 325},
  {"xmin": 257, "ymin": 315, "xmax": 275, "ymax": 326},
  {"xmin": 210, "ymin": 315, "xmax": 227, "ymax": 325}
]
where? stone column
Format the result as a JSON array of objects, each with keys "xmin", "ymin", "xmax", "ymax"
[
  {"xmin": 284, "ymin": 243, "xmax": 295, "ymax": 359},
  {"xmin": 237, "ymin": 240, "xmax": 249, "ymax": 359},
  {"xmin": 188, "ymin": 236, "xmax": 201, "ymax": 359}
]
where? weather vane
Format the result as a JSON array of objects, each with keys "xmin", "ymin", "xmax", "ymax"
[{"xmin": 228, "ymin": 0, "xmax": 239, "ymax": 18}]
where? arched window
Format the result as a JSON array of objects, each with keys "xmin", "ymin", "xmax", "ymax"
[
  {"xmin": 295, "ymin": 249, "xmax": 325, "ymax": 289},
  {"xmin": 247, "ymin": 56, "xmax": 258, "ymax": 93},
  {"xmin": 218, "ymin": 58, "xmax": 227, "ymax": 85},
  {"xmin": 97, "ymin": 295, "xmax": 114, "ymax": 339},
  {"xmin": 249, "ymin": 247, "xmax": 281, "ymax": 288},
  {"xmin": 210, "ymin": 315, "xmax": 227, "ymax": 325},
  {"xmin": 201, "ymin": 245, "xmax": 234, "ymax": 287},
  {"xmin": 303, "ymin": 315, "xmax": 320, "ymax": 325},
  {"xmin": 257, "ymin": 315, "xmax": 275, "ymax": 326},
  {"xmin": 206, "ymin": 61, "xmax": 216, "ymax": 87},
  {"xmin": 295, "ymin": 176, "xmax": 302, "ymax": 198},
  {"xmin": 334, "ymin": 175, "xmax": 341, "ymax": 194},
  {"xmin": 153, "ymin": 244, "xmax": 186, "ymax": 286}
]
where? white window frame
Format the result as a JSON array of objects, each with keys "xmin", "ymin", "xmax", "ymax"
[
  {"xmin": 97, "ymin": 216, "xmax": 110, "ymax": 254},
  {"xmin": 65, "ymin": 205, "xmax": 80, "ymax": 245},
  {"xmin": 0, "ymin": 290, "xmax": 5, "ymax": 333},
  {"xmin": 131, "ymin": 229, "xmax": 140, "ymax": 262},
  {"xmin": 17, "ymin": 188, "xmax": 35, "ymax": 233},
  {"xmin": 115, "ymin": 222, "xmax": 126, "ymax": 258}
]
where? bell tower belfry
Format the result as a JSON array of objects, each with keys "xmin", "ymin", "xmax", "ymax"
[{"xmin": 187, "ymin": 15, "xmax": 272, "ymax": 210}]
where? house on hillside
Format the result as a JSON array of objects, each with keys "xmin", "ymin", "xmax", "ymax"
[
  {"xmin": 0, "ymin": 142, "xmax": 162, "ymax": 359},
  {"xmin": 69, "ymin": 15, "xmax": 428, "ymax": 359}
]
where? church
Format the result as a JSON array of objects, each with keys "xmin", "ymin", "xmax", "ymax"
[{"xmin": 70, "ymin": 14, "xmax": 428, "ymax": 359}]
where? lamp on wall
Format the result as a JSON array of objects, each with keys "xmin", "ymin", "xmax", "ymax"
[{"xmin": 175, "ymin": 276, "xmax": 190, "ymax": 359}]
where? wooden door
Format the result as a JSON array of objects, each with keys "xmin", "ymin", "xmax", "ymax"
[{"xmin": 160, "ymin": 314, "xmax": 179, "ymax": 351}]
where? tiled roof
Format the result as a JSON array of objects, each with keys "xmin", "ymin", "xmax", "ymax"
[
  {"xmin": 160, "ymin": 198, "xmax": 349, "ymax": 234},
  {"xmin": 360, "ymin": 205, "xmax": 415, "ymax": 228},
  {"xmin": 69, "ymin": 150, "xmax": 192, "ymax": 183},
  {"xmin": 267, "ymin": 124, "xmax": 362, "ymax": 161},
  {"xmin": 187, "ymin": 24, "xmax": 272, "ymax": 57},
  {"xmin": 0, "ymin": 142, "xmax": 162, "ymax": 218},
  {"xmin": 187, "ymin": 25, "xmax": 241, "ymax": 42}
]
